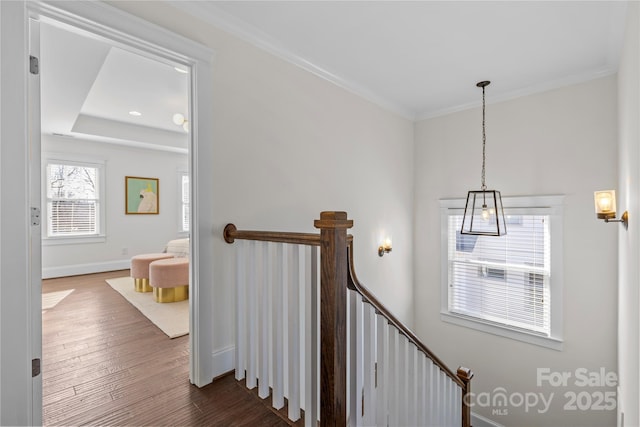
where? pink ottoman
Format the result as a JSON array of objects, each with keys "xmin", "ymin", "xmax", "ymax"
[
  {"xmin": 130, "ymin": 253, "xmax": 174, "ymax": 292},
  {"xmin": 149, "ymin": 257, "xmax": 189, "ymax": 303}
]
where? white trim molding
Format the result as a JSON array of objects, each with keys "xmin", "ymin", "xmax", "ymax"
[
  {"xmin": 472, "ymin": 411, "xmax": 506, "ymax": 427},
  {"xmin": 42, "ymin": 260, "xmax": 130, "ymax": 279},
  {"xmin": 172, "ymin": 1, "xmax": 415, "ymax": 120},
  {"xmin": 211, "ymin": 345, "xmax": 235, "ymax": 380},
  {"xmin": 27, "ymin": 0, "xmax": 217, "ymax": 393},
  {"xmin": 440, "ymin": 195, "xmax": 565, "ymax": 351}
]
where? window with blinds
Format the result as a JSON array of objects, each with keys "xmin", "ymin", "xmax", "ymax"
[
  {"xmin": 181, "ymin": 174, "xmax": 190, "ymax": 232},
  {"xmin": 46, "ymin": 162, "xmax": 101, "ymax": 237},
  {"xmin": 441, "ymin": 196, "xmax": 563, "ymax": 349},
  {"xmin": 447, "ymin": 212, "xmax": 551, "ymax": 336}
]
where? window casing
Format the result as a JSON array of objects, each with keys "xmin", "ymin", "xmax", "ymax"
[
  {"xmin": 44, "ymin": 158, "xmax": 105, "ymax": 243},
  {"xmin": 440, "ymin": 195, "xmax": 564, "ymax": 350}
]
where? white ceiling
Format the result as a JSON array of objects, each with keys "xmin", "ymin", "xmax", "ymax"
[
  {"xmin": 177, "ymin": 0, "xmax": 628, "ymax": 120},
  {"xmin": 40, "ymin": 1, "xmax": 628, "ymax": 148},
  {"xmin": 41, "ymin": 21, "xmax": 190, "ymax": 152}
]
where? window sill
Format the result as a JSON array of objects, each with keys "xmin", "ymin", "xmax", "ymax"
[
  {"xmin": 43, "ymin": 235, "xmax": 106, "ymax": 246},
  {"xmin": 441, "ymin": 311, "xmax": 563, "ymax": 351}
]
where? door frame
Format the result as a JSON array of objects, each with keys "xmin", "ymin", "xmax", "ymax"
[{"xmin": 1, "ymin": 1, "xmax": 215, "ymax": 424}]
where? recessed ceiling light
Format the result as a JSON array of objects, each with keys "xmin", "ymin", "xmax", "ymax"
[
  {"xmin": 129, "ymin": 111, "xmax": 142, "ymax": 116},
  {"xmin": 174, "ymin": 67, "xmax": 188, "ymax": 74},
  {"xmin": 173, "ymin": 113, "xmax": 185, "ymax": 125},
  {"xmin": 172, "ymin": 113, "xmax": 189, "ymax": 133}
]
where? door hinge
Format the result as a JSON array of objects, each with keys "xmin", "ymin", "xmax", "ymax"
[
  {"xmin": 29, "ymin": 55, "xmax": 39, "ymax": 75},
  {"xmin": 31, "ymin": 207, "xmax": 41, "ymax": 226},
  {"xmin": 32, "ymin": 358, "xmax": 41, "ymax": 377},
  {"xmin": 374, "ymin": 362, "xmax": 378, "ymax": 388}
]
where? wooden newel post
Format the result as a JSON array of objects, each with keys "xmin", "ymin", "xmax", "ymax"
[
  {"xmin": 314, "ymin": 211, "xmax": 353, "ymax": 427},
  {"xmin": 457, "ymin": 366, "xmax": 474, "ymax": 427}
]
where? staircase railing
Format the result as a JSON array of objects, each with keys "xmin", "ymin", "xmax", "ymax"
[{"xmin": 224, "ymin": 211, "xmax": 473, "ymax": 426}]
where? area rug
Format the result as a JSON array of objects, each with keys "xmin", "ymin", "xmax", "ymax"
[
  {"xmin": 105, "ymin": 277, "xmax": 189, "ymax": 339},
  {"xmin": 42, "ymin": 289, "xmax": 75, "ymax": 310}
]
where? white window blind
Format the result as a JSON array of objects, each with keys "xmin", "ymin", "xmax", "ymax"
[
  {"xmin": 447, "ymin": 213, "xmax": 551, "ymax": 335},
  {"xmin": 181, "ymin": 174, "xmax": 189, "ymax": 232},
  {"xmin": 46, "ymin": 163, "xmax": 100, "ymax": 237}
]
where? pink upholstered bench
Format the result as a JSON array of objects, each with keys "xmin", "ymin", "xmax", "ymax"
[
  {"xmin": 130, "ymin": 253, "xmax": 174, "ymax": 292},
  {"xmin": 149, "ymin": 257, "xmax": 189, "ymax": 303}
]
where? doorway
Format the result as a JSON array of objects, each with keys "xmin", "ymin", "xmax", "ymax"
[
  {"xmin": 39, "ymin": 19, "xmax": 192, "ymax": 278},
  {"xmin": 17, "ymin": 2, "xmax": 216, "ymax": 424},
  {"xmin": 38, "ymin": 17, "xmax": 192, "ymax": 422}
]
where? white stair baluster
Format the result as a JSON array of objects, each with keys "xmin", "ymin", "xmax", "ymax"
[
  {"xmin": 304, "ymin": 246, "xmax": 319, "ymax": 427},
  {"xmin": 437, "ymin": 370, "xmax": 446, "ymax": 427},
  {"xmin": 388, "ymin": 326, "xmax": 399, "ymax": 426},
  {"xmin": 246, "ymin": 241, "xmax": 257, "ymax": 389},
  {"xmin": 416, "ymin": 354, "xmax": 427, "ymax": 426},
  {"xmin": 362, "ymin": 303, "xmax": 376, "ymax": 426},
  {"xmin": 426, "ymin": 359, "xmax": 435, "ymax": 426},
  {"xmin": 287, "ymin": 244, "xmax": 301, "ymax": 421},
  {"xmin": 397, "ymin": 334, "xmax": 408, "ymax": 426},
  {"xmin": 235, "ymin": 240, "xmax": 246, "ymax": 381},
  {"xmin": 452, "ymin": 377, "xmax": 458, "ymax": 427},
  {"xmin": 357, "ymin": 298, "xmax": 365, "ymax": 427},
  {"xmin": 375, "ymin": 315, "xmax": 389, "ymax": 426},
  {"xmin": 443, "ymin": 371, "xmax": 450, "ymax": 427},
  {"xmin": 406, "ymin": 343, "xmax": 417, "ymax": 427},
  {"xmin": 257, "ymin": 242, "xmax": 270, "ymax": 398},
  {"xmin": 347, "ymin": 290, "xmax": 364, "ymax": 426},
  {"xmin": 231, "ymin": 229, "xmax": 467, "ymax": 427},
  {"xmin": 298, "ymin": 245, "xmax": 306, "ymax": 415},
  {"xmin": 454, "ymin": 382, "xmax": 463, "ymax": 426},
  {"xmin": 272, "ymin": 243, "xmax": 285, "ymax": 409},
  {"xmin": 447, "ymin": 371, "xmax": 454, "ymax": 427}
]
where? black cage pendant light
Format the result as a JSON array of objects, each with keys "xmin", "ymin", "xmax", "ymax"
[{"xmin": 460, "ymin": 81, "xmax": 507, "ymax": 236}]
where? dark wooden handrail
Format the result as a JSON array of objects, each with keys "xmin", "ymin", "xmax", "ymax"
[
  {"xmin": 345, "ymin": 240, "xmax": 466, "ymax": 389},
  {"xmin": 346, "ymin": 238, "xmax": 474, "ymax": 427},
  {"xmin": 224, "ymin": 213, "xmax": 473, "ymax": 427},
  {"xmin": 224, "ymin": 223, "xmax": 321, "ymax": 246}
]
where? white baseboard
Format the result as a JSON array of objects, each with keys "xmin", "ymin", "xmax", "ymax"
[
  {"xmin": 472, "ymin": 412, "xmax": 505, "ymax": 427},
  {"xmin": 211, "ymin": 345, "xmax": 235, "ymax": 379},
  {"xmin": 42, "ymin": 260, "xmax": 130, "ymax": 279}
]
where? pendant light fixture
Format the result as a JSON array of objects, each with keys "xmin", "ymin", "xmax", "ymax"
[{"xmin": 460, "ymin": 81, "xmax": 507, "ymax": 236}]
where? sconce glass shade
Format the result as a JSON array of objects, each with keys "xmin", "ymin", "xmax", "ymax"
[
  {"xmin": 461, "ymin": 189, "xmax": 507, "ymax": 236},
  {"xmin": 594, "ymin": 190, "xmax": 617, "ymax": 220}
]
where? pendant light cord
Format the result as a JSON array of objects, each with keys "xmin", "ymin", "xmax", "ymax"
[{"xmin": 481, "ymin": 84, "xmax": 487, "ymax": 191}]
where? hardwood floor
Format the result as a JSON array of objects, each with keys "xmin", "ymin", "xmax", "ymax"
[{"xmin": 42, "ymin": 270, "xmax": 301, "ymax": 426}]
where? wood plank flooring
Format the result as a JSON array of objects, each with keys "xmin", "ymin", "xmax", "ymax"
[{"xmin": 42, "ymin": 270, "xmax": 302, "ymax": 426}]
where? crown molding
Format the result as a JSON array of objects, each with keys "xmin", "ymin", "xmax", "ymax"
[
  {"xmin": 415, "ymin": 68, "xmax": 618, "ymax": 122},
  {"xmin": 167, "ymin": 1, "xmax": 621, "ymax": 124},
  {"xmin": 169, "ymin": 1, "xmax": 416, "ymax": 121}
]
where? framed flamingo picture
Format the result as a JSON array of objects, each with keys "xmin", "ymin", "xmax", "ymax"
[{"xmin": 125, "ymin": 176, "xmax": 159, "ymax": 214}]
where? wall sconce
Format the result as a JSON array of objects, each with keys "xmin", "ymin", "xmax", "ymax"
[
  {"xmin": 378, "ymin": 237, "xmax": 392, "ymax": 257},
  {"xmin": 594, "ymin": 190, "xmax": 628, "ymax": 229}
]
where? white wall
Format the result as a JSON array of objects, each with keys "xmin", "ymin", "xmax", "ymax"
[
  {"xmin": 107, "ymin": 1, "xmax": 416, "ymax": 368},
  {"xmin": 617, "ymin": 2, "xmax": 640, "ymax": 426},
  {"xmin": 41, "ymin": 136, "xmax": 188, "ymax": 278},
  {"xmin": 3, "ymin": 1, "xmax": 628, "ymax": 425},
  {"xmin": 414, "ymin": 77, "xmax": 618, "ymax": 427}
]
